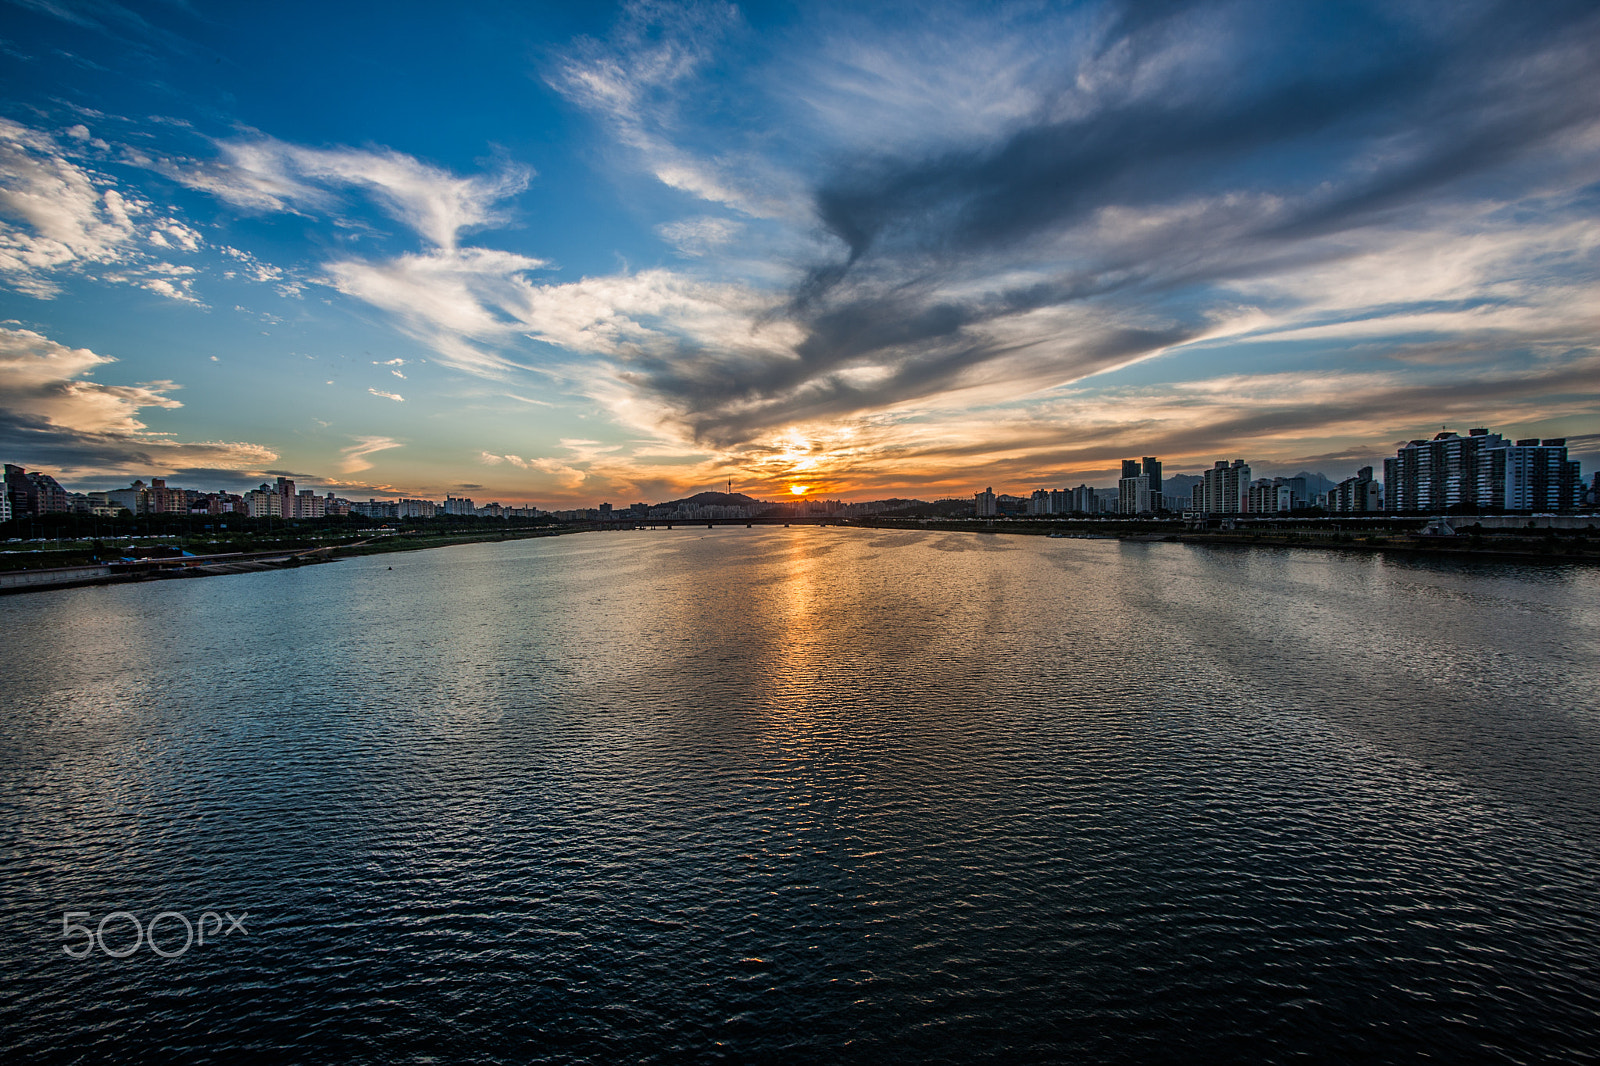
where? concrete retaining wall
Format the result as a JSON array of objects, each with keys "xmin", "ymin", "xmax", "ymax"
[{"xmin": 0, "ymin": 565, "xmax": 112, "ymax": 590}]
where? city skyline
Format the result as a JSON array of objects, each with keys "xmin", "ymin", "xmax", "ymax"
[
  {"xmin": 2, "ymin": 1, "xmax": 1598, "ymax": 508},
  {"xmin": 8, "ymin": 419, "xmax": 1589, "ymax": 520}
]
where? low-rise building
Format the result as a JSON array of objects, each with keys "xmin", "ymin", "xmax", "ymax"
[
  {"xmin": 244, "ymin": 486, "xmax": 285, "ymax": 517},
  {"xmin": 108, "ymin": 480, "xmax": 150, "ymax": 516},
  {"xmin": 1248, "ymin": 476, "xmax": 1310, "ymax": 514},
  {"xmin": 1330, "ymin": 467, "xmax": 1381, "ymax": 513}
]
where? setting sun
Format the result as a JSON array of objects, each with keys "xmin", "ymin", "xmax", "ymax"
[{"xmin": 789, "ymin": 485, "xmax": 808, "ymax": 495}]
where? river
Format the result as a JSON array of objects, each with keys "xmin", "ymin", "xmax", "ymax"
[{"xmin": 2, "ymin": 527, "xmax": 1597, "ymax": 1062}]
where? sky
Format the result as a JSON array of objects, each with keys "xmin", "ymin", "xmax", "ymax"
[{"xmin": 0, "ymin": 0, "xmax": 1596, "ymax": 507}]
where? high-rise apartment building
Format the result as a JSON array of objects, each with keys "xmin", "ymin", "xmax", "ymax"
[
  {"xmin": 1142, "ymin": 457, "xmax": 1162, "ymax": 503},
  {"xmin": 1382, "ymin": 429, "xmax": 1501, "ymax": 511},
  {"xmin": 5, "ymin": 464, "xmax": 37, "ymax": 516},
  {"xmin": 1492, "ymin": 439, "xmax": 1583, "ymax": 511},
  {"xmin": 148, "ymin": 477, "xmax": 190, "ymax": 514},
  {"xmin": 1196, "ymin": 459, "xmax": 1251, "ymax": 513},
  {"xmin": 1118, "ymin": 475, "xmax": 1151, "ymax": 514},
  {"xmin": 1118, "ymin": 457, "xmax": 1162, "ymax": 514},
  {"xmin": 1383, "ymin": 429, "xmax": 1582, "ymax": 511},
  {"xmin": 295, "ymin": 489, "xmax": 326, "ymax": 518},
  {"xmin": 276, "ymin": 477, "xmax": 296, "ymax": 518},
  {"xmin": 974, "ymin": 487, "xmax": 996, "ymax": 517}
]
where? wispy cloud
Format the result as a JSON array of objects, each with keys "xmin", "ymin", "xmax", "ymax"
[
  {"xmin": 164, "ymin": 134, "xmax": 532, "ymax": 249},
  {"xmin": 367, "ymin": 387, "xmax": 405, "ymax": 402},
  {"xmin": 339, "ymin": 435, "xmax": 403, "ymax": 473},
  {"xmin": 326, "ymin": 247, "xmax": 549, "ymax": 376},
  {"xmin": 549, "ymin": 0, "xmax": 794, "ymax": 218}
]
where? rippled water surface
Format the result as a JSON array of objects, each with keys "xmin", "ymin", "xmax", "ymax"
[{"xmin": 3, "ymin": 528, "xmax": 1599, "ymax": 1063}]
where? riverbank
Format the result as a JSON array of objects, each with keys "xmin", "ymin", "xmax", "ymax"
[
  {"xmin": 844, "ymin": 516, "xmax": 1599, "ymax": 563},
  {"xmin": 5, "ymin": 518, "xmax": 1596, "ymax": 596},
  {"xmin": 1172, "ymin": 531, "xmax": 1599, "ymax": 562},
  {"xmin": 0, "ymin": 526, "xmax": 581, "ymax": 595}
]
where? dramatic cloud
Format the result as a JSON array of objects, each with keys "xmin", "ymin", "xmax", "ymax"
[
  {"xmin": 0, "ymin": 327, "xmax": 278, "ymax": 477},
  {"xmin": 6, "ymin": 1, "xmax": 1595, "ymax": 505},
  {"xmin": 524, "ymin": 0, "xmax": 1600, "ymax": 472}
]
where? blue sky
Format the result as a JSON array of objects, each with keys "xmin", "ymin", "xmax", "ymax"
[{"xmin": 1, "ymin": 0, "xmax": 1596, "ymax": 505}]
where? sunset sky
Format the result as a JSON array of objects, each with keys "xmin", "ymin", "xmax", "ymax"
[{"xmin": 1, "ymin": 0, "xmax": 1596, "ymax": 506}]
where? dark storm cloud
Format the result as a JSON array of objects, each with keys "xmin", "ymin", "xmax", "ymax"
[
  {"xmin": 0, "ymin": 408, "xmax": 170, "ymax": 470},
  {"xmin": 813, "ymin": 1, "xmax": 1597, "ymax": 264},
  {"xmin": 0, "ymin": 326, "xmax": 282, "ymax": 479},
  {"xmin": 878, "ymin": 351, "xmax": 1600, "ymax": 485},
  {"xmin": 628, "ymin": 0, "xmax": 1600, "ymax": 446}
]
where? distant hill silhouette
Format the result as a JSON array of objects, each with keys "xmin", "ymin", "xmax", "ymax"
[
  {"xmin": 1293, "ymin": 471, "xmax": 1338, "ymax": 496},
  {"xmin": 1164, "ymin": 473, "xmax": 1203, "ymax": 500},
  {"xmin": 657, "ymin": 491, "xmax": 763, "ymax": 509}
]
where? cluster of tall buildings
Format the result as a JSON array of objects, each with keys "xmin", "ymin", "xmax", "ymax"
[
  {"xmin": 976, "ymin": 485, "xmax": 1110, "ymax": 517},
  {"xmin": 343, "ymin": 495, "xmax": 536, "ymax": 519},
  {"xmin": 1118, "ymin": 457, "xmax": 1163, "ymax": 515},
  {"xmin": 975, "ymin": 426, "xmax": 1592, "ymax": 518},
  {"xmin": 233, "ymin": 478, "xmax": 341, "ymax": 518},
  {"xmin": 1187, "ymin": 460, "xmax": 1321, "ymax": 514},
  {"xmin": 978, "ymin": 457, "xmax": 1175, "ymax": 517},
  {"xmin": 1383, "ymin": 430, "xmax": 1583, "ymax": 513}
]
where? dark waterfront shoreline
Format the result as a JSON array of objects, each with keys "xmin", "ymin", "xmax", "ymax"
[
  {"xmin": 843, "ymin": 516, "xmax": 1600, "ymax": 564},
  {"xmin": 3, "ymin": 512, "xmax": 1600, "ymax": 592},
  {"xmin": 3, "ymin": 516, "xmax": 1597, "ymax": 596}
]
